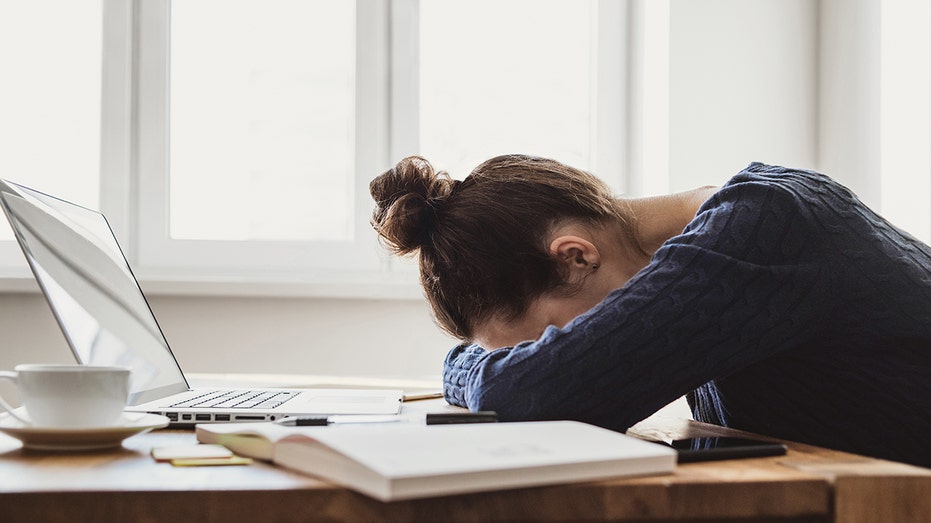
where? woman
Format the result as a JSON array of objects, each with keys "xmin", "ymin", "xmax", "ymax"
[{"xmin": 369, "ymin": 155, "xmax": 931, "ymax": 467}]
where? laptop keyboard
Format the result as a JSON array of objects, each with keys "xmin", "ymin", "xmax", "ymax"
[{"xmin": 169, "ymin": 390, "xmax": 299, "ymax": 410}]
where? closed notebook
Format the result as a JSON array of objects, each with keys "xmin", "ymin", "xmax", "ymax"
[{"xmin": 196, "ymin": 420, "xmax": 677, "ymax": 501}]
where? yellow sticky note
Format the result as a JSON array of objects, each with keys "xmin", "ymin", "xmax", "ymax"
[
  {"xmin": 151, "ymin": 444, "xmax": 233, "ymax": 462},
  {"xmin": 170, "ymin": 456, "xmax": 254, "ymax": 467}
]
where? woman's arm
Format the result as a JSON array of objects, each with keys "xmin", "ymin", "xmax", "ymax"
[{"xmin": 442, "ymin": 343, "xmax": 487, "ymax": 408}]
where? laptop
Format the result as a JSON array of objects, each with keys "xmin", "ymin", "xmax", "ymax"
[{"xmin": 0, "ymin": 179, "xmax": 402, "ymax": 426}]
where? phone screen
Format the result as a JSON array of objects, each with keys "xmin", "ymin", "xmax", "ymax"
[{"xmin": 670, "ymin": 436, "xmax": 788, "ymax": 463}]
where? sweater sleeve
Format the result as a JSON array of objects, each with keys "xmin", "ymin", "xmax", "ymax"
[
  {"xmin": 442, "ymin": 343, "xmax": 487, "ymax": 408},
  {"xmin": 443, "ymin": 165, "xmax": 831, "ymax": 430}
]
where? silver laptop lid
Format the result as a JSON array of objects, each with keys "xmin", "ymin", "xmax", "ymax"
[{"xmin": 0, "ymin": 179, "xmax": 189, "ymax": 405}]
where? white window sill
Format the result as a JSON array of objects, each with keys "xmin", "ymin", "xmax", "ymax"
[{"xmin": 0, "ymin": 269, "xmax": 424, "ymax": 300}]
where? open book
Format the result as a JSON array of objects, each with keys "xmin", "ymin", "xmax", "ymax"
[{"xmin": 196, "ymin": 420, "xmax": 676, "ymax": 501}]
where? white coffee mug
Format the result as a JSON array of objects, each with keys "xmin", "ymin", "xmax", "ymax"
[{"xmin": 0, "ymin": 364, "xmax": 131, "ymax": 428}]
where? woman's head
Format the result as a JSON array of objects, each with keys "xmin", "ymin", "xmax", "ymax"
[{"xmin": 370, "ymin": 154, "xmax": 634, "ymax": 342}]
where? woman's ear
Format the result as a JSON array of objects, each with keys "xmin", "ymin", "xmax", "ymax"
[{"xmin": 549, "ymin": 235, "xmax": 601, "ymax": 281}]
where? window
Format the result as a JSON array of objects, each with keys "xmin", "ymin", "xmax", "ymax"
[
  {"xmin": 419, "ymin": 0, "xmax": 597, "ymax": 178},
  {"xmin": 24, "ymin": 2, "xmax": 928, "ymax": 295},
  {"xmin": 130, "ymin": 0, "xmax": 625, "ymax": 289},
  {"xmin": 0, "ymin": 1, "xmax": 102, "ymax": 258},
  {"xmin": 134, "ymin": 0, "xmax": 383, "ymax": 280},
  {"xmin": 169, "ymin": 0, "xmax": 356, "ymax": 242}
]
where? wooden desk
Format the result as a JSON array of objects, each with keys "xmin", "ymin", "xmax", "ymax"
[{"xmin": 0, "ymin": 379, "xmax": 929, "ymax": 523}]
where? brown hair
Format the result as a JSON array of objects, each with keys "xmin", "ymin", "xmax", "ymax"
[{"xmin": 370, "ymin": 154, "xmax": 633, "ymax": 340}]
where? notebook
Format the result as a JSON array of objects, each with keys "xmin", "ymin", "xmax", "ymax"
[
  {"xmin": 196, "ymin": 420, "xmax": 677, "ymax": 501},
  {"xmin": 0, "ymin": 179, "xmax": 402, "ymax": 426}
]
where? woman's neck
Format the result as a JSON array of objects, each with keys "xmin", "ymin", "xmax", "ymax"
[{"xmin": 624, "ymin": 186, "xmax": 718, "ymax": 256}]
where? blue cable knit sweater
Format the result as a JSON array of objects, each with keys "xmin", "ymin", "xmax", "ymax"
[{"xmin": 443, "ymin": 163, "xmax": 931, "ymax": 468}]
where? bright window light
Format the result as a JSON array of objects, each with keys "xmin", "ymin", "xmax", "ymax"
[
  {"xmin": 169, "ymin": 0, "xmax": 356, "ymax": 241},
  {"xmin": 419, "ymin": 0, "xmax": 596, "ymax": 179},
  {"xmin": 0, "ymin": 0, "xmax": 102, "ymax": 241}
]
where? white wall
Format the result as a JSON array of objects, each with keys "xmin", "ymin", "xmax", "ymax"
[
  {"xmin": 668, "ymin": 0, "xmax": 818, "ymax": 191},
  {"xmin": 819, "ymin": 0, "xmax": 931, "ymax": 242},
  {"xmin": 0, "ymin": 291, "xmax": 456, "ymax": 379},
  {"xmin": 818, "ymin": 0, "xmax": 881, "ymax": 202}
]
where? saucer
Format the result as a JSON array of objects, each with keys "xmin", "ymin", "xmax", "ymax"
[{"xmin": 0, "ymin": 411, "xmax": 170, "ymax": 451}]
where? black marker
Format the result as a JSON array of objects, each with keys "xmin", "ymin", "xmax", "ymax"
[{"xmin": 425, "ymin": 411, "xmax": 498, "ymax": 425}]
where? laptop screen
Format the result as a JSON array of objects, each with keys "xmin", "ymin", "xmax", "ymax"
[{"xmin": 0, "ymin": 180, "xmax": 189, "ymax": 405}]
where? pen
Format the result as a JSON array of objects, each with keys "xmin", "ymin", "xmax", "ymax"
[
  {"xmin": 275, "ymin": 415, "xmax": 404, "ymax": 427},
  {"xmin": 402, "ymin": 391, "xmax": 444, "ymax": 402}
]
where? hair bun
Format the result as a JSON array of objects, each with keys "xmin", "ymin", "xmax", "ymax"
[{"xmin": 370, "ymin": 156, "xmax": 457, "ymax": 254}]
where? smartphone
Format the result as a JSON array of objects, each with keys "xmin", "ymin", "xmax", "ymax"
[{"xmin": 668, "ymin": 436, "xmax": 788, "ymax": 463}]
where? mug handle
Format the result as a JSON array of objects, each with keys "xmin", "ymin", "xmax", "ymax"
[{"xmin": 0, "ymin": 371, "xmax": 32, "ymax": 425}]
